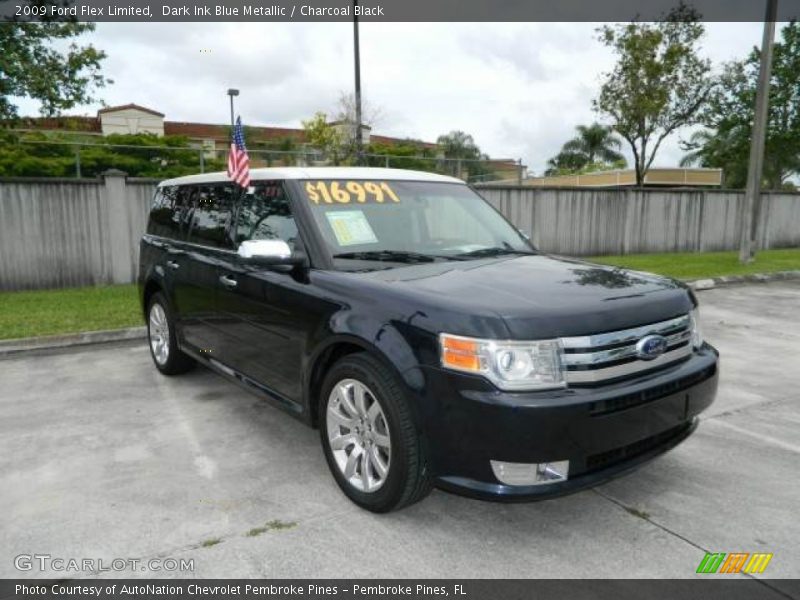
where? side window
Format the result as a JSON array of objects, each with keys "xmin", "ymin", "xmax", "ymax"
[
  {"xmin": 173, "ymin": 186, "xmax": 194, "ymax": 240},
  {"xmin": 236, "ymin": 182, "xmax": 299, "ymax": 250},
  {"xmin": 187, "ymin": 184, "xmax": 236, "ymax": 249},
  {"xmin": 147, "ymin": 186, "xmax": 180, "ymax": 239}
]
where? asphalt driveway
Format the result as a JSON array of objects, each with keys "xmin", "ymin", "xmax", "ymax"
[{"xmin": 1, "ymin": 281, "xmax": 798, "ymax": 584}]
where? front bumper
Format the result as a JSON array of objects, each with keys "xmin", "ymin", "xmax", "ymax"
[{"xmin": 416, "ymin": 344, "xmax": 719, "ymax": 501}]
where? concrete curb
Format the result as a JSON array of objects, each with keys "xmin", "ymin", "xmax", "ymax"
[
  {"xmin": 0, "ymin": 326, "xmax": 146, "ymax": 358},
  {"xmin": 686, "ymin": 270, "xmax": 800, "ymax": 291}
]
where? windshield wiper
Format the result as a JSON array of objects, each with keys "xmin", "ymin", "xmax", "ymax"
[
  {"xmin": 454, "ymin": 246, "xmax": 536, "ymax": 259},
  {"xmin": 333, "ymin": 250, "xmax": 440, "ymax": 263},
  {"xmin": 333, "ymin": 247, "xmax": 533, "ymax": 263}
]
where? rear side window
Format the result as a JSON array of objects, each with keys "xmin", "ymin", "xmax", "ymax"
[
  {"xmin": 236, "ymin": 181, "xmax": 299, "ymax": 251},
  {"xmin": 147, "ymin": 186, "xmax": 181, "ymax": 239},
  {"xmin": 186, "ymin": 184, "xmax": 236, "ymax": 250}
]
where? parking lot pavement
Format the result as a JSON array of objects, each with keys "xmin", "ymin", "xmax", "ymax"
[{"xmin": 0, "ymin": 282, "xmax": 798, "ymax": 583}]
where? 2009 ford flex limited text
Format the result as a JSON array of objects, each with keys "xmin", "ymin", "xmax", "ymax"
[{"xmin": 138, "ymin": 167, "xmax": 719, "ymax": 512}]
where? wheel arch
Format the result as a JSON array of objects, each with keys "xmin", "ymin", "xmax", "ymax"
[
  {"xmin": 141, "ymin": 277, "xmax": 165, "ymax": 319},
  {"xmin": 305, "ymin": 333, "xmax": 420, "ymax": 429}
]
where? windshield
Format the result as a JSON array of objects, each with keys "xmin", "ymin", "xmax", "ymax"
[{"xmin": 301, "ymin": 179, "xmax": 534, "ymax": 269}]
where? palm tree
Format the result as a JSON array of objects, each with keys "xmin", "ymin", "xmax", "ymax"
[
  {"xmin": 679, "ymin": 130, "xmax": 714, "ymax": 168},
  {"xmin": 436, "ymin": 130, "xmax": 488, "ymax": 178},
  {"xmin": 565, "ymin": 123, "xmax": 626, "ymax": 164},
  {"xmin": 436, "ymin": 130, "xmax": 483, "ymax": 160},
  {"xmin": 546, "ymin": 123, "xmax": 626, "ymax": 174},
  {"xmin": 679, "ymin": 128, "xmax": 749, "ymax": 188}
]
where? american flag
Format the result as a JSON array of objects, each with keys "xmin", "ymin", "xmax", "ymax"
[{"xmin": 227, "ymin": 116, "xmax": 250, "ymax": 187}]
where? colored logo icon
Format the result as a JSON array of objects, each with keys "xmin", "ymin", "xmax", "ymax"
[{"xmin": 696, "ymin": 552, "xmax": 773, "ymax": 574}]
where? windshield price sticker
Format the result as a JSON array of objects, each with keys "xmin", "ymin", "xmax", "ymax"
[
  {"xmin": 305, "ymin": 181, "xmax": 400, "ymax": 205},
  {"xmin": 325, "ymin": 210, "xmax": 379, "ymax": 246}
]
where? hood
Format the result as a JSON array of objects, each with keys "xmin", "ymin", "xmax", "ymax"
[{"xmin": 358, "ymin": 254, "xmax": 693, "ymax": 339}]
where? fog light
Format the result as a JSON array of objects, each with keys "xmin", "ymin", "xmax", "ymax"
[{"xmin": 490, "ymin": 460, "xmax": 569, "ymax": 486}]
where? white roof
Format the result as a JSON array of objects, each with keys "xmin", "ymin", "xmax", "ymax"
[{"xmin": 159, "ymin": 167, "xmax": 464, "ymax": 187}]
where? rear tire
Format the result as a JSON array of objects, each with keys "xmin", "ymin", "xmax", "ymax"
[
  {"xmin": 147, "ymin": 292, "xmax": 195, "ymax": 376},
  {"xmin": 319, "ymin": 353, "xmax": 432, "ymax": 512}
]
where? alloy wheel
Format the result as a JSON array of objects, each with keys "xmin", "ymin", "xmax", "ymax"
[
  {"xmin": 148, "ymin": 303, "xmax": 170, "ymax": 366},
  {"xmin": 326, "ymin": 378, "xmax": 392, "ymax": 493}
]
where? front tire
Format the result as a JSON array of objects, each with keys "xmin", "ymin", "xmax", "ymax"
[
  {"xmin": 319, "ymin": 353, "xmax": 432, "ymax": 512},
  {"xmin": 147, "ymin": 292, "xmax": 195, "ymax": 375}
]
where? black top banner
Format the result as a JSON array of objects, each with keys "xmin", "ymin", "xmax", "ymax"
[{"xmin": 2, "ymin": 0, "xmax": 800, "ymax": 22}]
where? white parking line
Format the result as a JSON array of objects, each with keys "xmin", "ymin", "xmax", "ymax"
[
  {"xmin": 705, "ymin": 418, "xmax": 800, "ymax": 454},
  {"xmin": 154, "ymin": 374, "xmax": 219, "ymax": 480}
]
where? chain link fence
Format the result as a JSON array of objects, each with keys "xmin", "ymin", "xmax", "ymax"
[{"xmin": 6, "ymin": 139, "xmax": 525, "ymax": 184}]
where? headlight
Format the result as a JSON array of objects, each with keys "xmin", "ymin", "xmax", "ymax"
[
  {"xmin": 439, "ymin": 333, "xmax": 565, "ymax": 391},
  {"xmin": 689, "ymin": 308, "xmax": 703, "ymax": 349}
]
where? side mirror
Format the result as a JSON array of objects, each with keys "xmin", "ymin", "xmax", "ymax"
[{"xmin": 237, "ymin": 239, "xmax": 304, "ymax": 266}]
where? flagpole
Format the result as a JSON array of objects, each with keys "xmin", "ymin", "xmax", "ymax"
[
  {"xmin": 227, "ymin": 88, "xmax": 243, "ymax": 246},
  {"xmin": 227, "ymin": 88, "xmax": 239, "ymax": 133}
]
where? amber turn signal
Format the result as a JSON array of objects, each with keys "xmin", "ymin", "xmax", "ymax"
[{"xmin": 440, "ymin": 334, "xmax": 481, "ymax": 372}]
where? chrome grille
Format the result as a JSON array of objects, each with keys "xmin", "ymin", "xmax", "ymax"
[{"xmin": 560, "ymin": 314, "xmax": 692, "ymax": 385}]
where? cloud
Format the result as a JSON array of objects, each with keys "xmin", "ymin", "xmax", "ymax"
[
  {"xmin": 12, "ymin": 21, "xmax": 764, "ymax": 174},
  {"xmin": 458, "ymin": 24, "xmax": 553, "ymax": 82}
]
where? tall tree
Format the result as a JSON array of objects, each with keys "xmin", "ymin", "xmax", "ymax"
[
  {"xmin": 546, "ymin": 123, "xmax": 626, "ymax": 175},
  {"xmin": 681, "ymin": 21, "xmax": 800, "ymax": 190},
  {"xmin": 0, "ymin": 19, "xmax": 110, "ymax": 120},
  {"xmin": 593, "ymin": 4, "xmax": 714, "ymax": 185}
]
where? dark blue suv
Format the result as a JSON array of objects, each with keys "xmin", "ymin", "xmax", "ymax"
[{"xmin": 139, "ymin": 167, "xmax": 718, "ymax": 512}]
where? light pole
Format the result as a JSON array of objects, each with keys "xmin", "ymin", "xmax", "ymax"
[
  {"xmin": 353, "ymin": 0, "xmax": 363, "ymax": 165},
  {"xmin": 227, "ymin": 88, "xmax": 239, "ymax": 132},
  {"xmin": 738, "ymin": 0, "xmax": 777, "ymax": 263}
]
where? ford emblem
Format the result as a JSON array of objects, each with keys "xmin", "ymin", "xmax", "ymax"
[{"xmin": 636, "ymin": 334, "xmax": 668, "ymax": 360}]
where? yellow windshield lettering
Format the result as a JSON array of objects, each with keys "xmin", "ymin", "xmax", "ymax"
[{"xmin": 304, "ymin": 181, "xmax": 400, "ymax": 205}]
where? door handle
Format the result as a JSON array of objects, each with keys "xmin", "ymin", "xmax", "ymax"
[
  {"xmin": 219, "ymin": 275, "xmax": 238, "ymax": 288},
  {"xmin": 166, "ymin": 260, "xmax": 180, "ymax": 270}
]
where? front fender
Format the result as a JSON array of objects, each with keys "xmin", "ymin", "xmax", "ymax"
[{"xmin": 304, "ymin": 315, "xmax": 432, "ymax": 428}]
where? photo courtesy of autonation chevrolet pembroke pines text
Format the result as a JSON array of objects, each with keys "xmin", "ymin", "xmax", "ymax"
[{"xmin": 1, "ymin": 0, "xmax": 799, "ymax": 598}]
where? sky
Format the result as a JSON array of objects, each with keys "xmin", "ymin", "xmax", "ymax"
[{"xmin": 14, "ymin": 22, "xmax": 766, "ymax": 174}]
